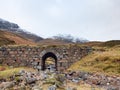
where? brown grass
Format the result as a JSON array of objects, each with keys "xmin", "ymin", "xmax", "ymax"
[
  {"xmin": 0, "ymin": 30, "xmax": 36, "ymax": 45},
  {"xmin": 69, "ymin": 46, "xmax": 120, "ymax": 76}
]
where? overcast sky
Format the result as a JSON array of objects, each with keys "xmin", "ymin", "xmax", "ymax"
[{"xmin": 0, "ymin": 0, "xmax": 120, "ymax": 41}]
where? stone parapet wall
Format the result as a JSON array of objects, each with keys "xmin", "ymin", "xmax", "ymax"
[{"xmin": 0, "ymin": 45, "xmax": 92, "ymax": 70}]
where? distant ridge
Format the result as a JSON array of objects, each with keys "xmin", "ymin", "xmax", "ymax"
[
  {"xmin": 38, "ymin": 38, "xmax": 69, "ymax": 45},
  {"xmin": 100, "ymin": 40, "xmax": 120, "ymax": 47},
  {"xmin": 82, "ymin": 40, "xmax": 120, "ymax": 47},
  {"xmin": 0, "ymin": 18, "xmax": 43, "ymax": 42}
]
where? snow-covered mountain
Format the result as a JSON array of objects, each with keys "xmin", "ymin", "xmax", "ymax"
[{"xmin": 0, "ymin": 18, "xmax": 43, "ymax": 42}]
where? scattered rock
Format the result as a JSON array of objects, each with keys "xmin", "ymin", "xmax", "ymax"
[
  {"xmin": 0, "ymin": 69, "xmax": 119, "ymax": 90},
  {"xmin": 32, "ymin": 85, "xmax": 43, "ymax": 90}
]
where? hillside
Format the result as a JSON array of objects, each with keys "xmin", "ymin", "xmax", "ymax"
[
  {"xmin": 0, "ymin": 30, "xmax": 36, "ymax": 45},
  {"xmin": 69, "ymin": 45, "xmax": 120, "ymax": 76},
  {"xmin": 0, "ymin": 18, "xmax": 43, "ymax": 42},
  {"xmin": 83, "ymin": 40, "xmax": 120, "ymax": 47},
  {"xmin": 0, "ymin": 31, "xmax": 15, "ymax": 46},
  {"xmin": 82, "ymin": 41, "xmax": 103, "ymax": 47},
  {"xmin": 100, "ymin": 40, "xmax": 120, "ymax": 47},
  {"xmin": 38, "ymin": 38, "xmax": 70, "ymax": 45}
]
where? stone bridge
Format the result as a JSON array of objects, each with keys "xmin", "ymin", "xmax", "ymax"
[{"xmin": 0, "ymin": 44, "xmax": 92, "ymax": 71}]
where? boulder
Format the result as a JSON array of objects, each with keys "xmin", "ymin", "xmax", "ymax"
[
  {"xmin": 32, "ymin": 85, "xmax": 43, "ymax": 90},
  {"xmin": 26, "ymin": 77, "xmax": 37, "ymax": 84},
  {"xmin": 48, "ymin": 85, "xmax": 56, "ymax": 90},
  {"xmin": 0, "ymin": 81, "xmax": 15, "ymax": 89}
]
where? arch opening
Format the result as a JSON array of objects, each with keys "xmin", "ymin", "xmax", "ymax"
[{"xmin": 41, "ymin": 52, "xmax": 57, "ymax": 71}]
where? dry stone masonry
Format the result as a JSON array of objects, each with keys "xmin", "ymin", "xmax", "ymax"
[{"xmin": 0, "ymin": 45, "xmax": 92, "ymax": 70}]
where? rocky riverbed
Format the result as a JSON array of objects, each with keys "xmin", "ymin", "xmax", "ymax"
[{"xmin": 0, "ymin": 69, "xmax": 120, "ymax": 90}]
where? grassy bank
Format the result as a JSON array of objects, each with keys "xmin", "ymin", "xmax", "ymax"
[
  {"xmin": 69, "ymin": 46, "xmax": 120, "ymax": 76},
  {"xmin": 0, "ymin": 66, "xmax": 35, "ymax": 79}
]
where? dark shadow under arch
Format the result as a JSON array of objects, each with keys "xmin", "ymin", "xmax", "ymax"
[{"xmin": 41, "ymin": 52, "xmax": 57, "ymax": 71}]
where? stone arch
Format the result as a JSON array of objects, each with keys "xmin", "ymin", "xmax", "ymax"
[{"xmin": 41, "ymin": 52, "xmax": 57, "ymax": 71}]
